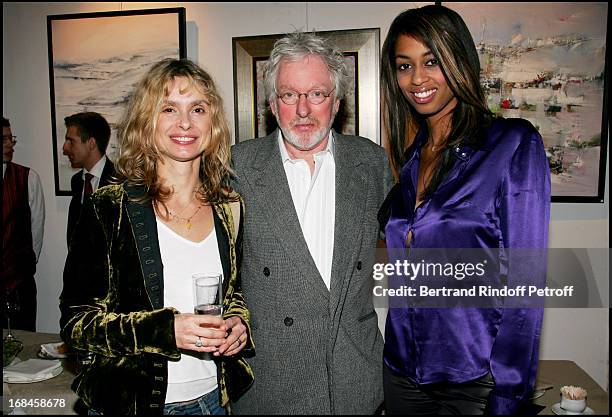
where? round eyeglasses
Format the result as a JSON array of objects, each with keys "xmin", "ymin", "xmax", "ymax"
[
  {"xmin": 276, "ymin": 88, "xmax": 335, "ymax": 105},
  {"xmin": 3, "ymin": 135, "xmax": 17, "ymax": 145}
]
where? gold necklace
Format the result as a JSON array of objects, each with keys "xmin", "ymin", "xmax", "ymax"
[
  {"xmin": 169, "ymin": 203, "xmax": 202, "ymax": 230},
  {"xmin": 429, "ymin": 140, "xmax": 443, "ymax": 153}
]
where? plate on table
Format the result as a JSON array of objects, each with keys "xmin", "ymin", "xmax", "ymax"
[
  {"xmin": 3, "ymin": 359, "xmax": 63, "ymax": 384},
  {"xmin": 37, "ymin": 342, "xmax": 69, "ymax": 359},
  {"xmin": 4, "ymin": 365, "xmax": 63, "ymax": 383},
  {"xmin": 552, "ymin": 402, "xmax": 594, "ymax": 415}
]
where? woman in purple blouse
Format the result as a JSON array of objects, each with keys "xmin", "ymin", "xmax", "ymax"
[{"xmin": 379, "ymin": 5, "xmax": 551, "ymax": 415}]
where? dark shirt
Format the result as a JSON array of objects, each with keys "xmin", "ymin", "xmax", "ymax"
[
  {"xmin": 380, "ymin": 117, "xmax": 551, "ymax": 415},
  {"xmin": 67, "ymin": 158, "xmax": 115, "ymax": 245}
]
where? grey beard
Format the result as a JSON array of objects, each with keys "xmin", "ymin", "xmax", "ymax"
[{"xmin": 279, "ymin": 122, "xmax": 333, "ymax": 151}]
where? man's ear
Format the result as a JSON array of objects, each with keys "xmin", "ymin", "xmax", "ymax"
[
  {"xmin": 332, "ymin": 98, "xmax": 340, "ymax": 118},
  {"xmin": 87, "ymin": 137, "xmax": 97, "ymax": 151},
  {"xmin": 269, "ymin": 98, "xmax": 278, "ymax": 118}
]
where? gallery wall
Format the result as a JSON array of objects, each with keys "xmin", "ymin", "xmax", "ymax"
[{"xmin": 3, "ymin": 2, "xmax": 609, "ymax": 390}]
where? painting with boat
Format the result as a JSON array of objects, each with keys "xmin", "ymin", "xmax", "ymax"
[{"xmin": 445, "ymin": 2, "xmax": 608, "ymax": 201}]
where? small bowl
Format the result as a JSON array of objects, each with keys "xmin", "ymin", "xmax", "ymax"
[
  {"xmin": 560, "ymin": 396, "xmax": 587, "ymax": 414},
  {"xmin": 3, "ymin": 338, "xmax": 23, "ymax": 367}
]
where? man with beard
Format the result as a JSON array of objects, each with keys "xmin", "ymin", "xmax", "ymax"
[
  {"xmin": 63, "ymin": 112, "xmax": 115, "ymax": 244},
  {"xmin": 231, "ymin": 32, "xmax": 393, "ymax": 414}
]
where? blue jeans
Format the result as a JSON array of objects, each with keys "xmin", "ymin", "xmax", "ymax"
[
  {"xmin": 88, "ymin": 388, "xmax": 226, "ymax": 415},
  {"xmin": 164, "ymin": 388, "xmax": 226, "ymax": 415}
]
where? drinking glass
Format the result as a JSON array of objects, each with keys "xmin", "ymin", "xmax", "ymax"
[
  {"xmin": 193, "ymin": 273, "xmax": 223, "ymax": 318},
  {"xmin": 4, "ymin": 290, "xmax": 21, "ymax": 342}
]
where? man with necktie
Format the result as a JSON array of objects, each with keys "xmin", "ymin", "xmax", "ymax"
[{"xmin": 63, "ymin": 112, "xmax": 115, "ymax": 245}]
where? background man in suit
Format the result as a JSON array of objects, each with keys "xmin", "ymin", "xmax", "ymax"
[
  {"xmin": 3, "ymin": 116, "xmax": 45, "ymax": 330},
  {"xmin": 63, "ymin": 112, "xmax": 115, "ymax": 244},
  {"xmin": 231, "ymin": 32, "xmax": 393, "ymax": 415}
]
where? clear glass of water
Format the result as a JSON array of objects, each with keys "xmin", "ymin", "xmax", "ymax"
[{"xmin": 192, "ymin": 273, "xmax": 223, "ymax": 318}]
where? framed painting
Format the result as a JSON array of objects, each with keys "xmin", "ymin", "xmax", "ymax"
[
  {"xmin": 443, "ymin": 2, "xmax": 608, "ymax": 202},
  {"xmin": 232, "ymin": 28, "xmax": 380, "ymax": 144},
  {"xmin": 47, "ymin": 8, "xmax": 186, "ymax": 196}
]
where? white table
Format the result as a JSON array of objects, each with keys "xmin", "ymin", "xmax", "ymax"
[{"xmin": 3, "ymin": 330, "xmax": 80, "ymax": 415}]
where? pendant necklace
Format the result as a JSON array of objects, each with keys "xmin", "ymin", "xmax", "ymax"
[
  {"xmin": 165, "ymin": 194, "xmax": 201, "ymax": 231},
  {"xmin": 169, "ymin": 203, "xmax": 202, "ymax": 230},
  {"xmin": 427, "ymin": 132, "xmax": 445, "ymax": 153},
  {"xmin": 430, "ymin": 140, "xmax": 443, "ymax": 153}
]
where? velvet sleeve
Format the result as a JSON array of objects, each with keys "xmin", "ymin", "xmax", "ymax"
[
  {"xmin": 222, "ymin": 198, "xmax": 254, "ymax": 354},
  {"xmin": 487, "ymin": 126, "xmax": 551, "ymax": 415},
  {"xmin": 224, "ymin": 276, "xmax": 254, "ymax": 355},
  {"xmin": 59, "ymin": 194, "xmax": 180, "ymax": 360}
]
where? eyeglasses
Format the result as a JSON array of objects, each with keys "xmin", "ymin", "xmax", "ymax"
[
  {"xmin": 276, "ymin": 88, "xmax": 335, "ymax": 105},
  {"xmin": 3, "ymin": 135, "xmax": 17, "ymax": 144}
]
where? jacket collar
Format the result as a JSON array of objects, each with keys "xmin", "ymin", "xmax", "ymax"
[
  {"xmin": 404, "ymin": 121, "xmax": 479, "ymax": 165},
  {"xmin": 122, "ymin": 184, "xmax": 232, "ymax": 309}
]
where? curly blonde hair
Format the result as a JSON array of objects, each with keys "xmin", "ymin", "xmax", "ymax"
[{"xmin": 115, "ymin": 58, "xmax": 235, "ymax": 204}]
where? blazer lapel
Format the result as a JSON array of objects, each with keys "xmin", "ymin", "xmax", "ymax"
[
  {"xmin": 251, "ymin": 132, "xmax": 330, "ymax": 300},
  {"xmin": 123, "ymin": 184, "xmax": 164, "ymax": 310},
  {"xmin": 329, "ymin": 133, "xmax": 367, "ymax": 315},
  {"xmin": 212, "ymin": 204, "xmax": 231, "ymax": 295}
]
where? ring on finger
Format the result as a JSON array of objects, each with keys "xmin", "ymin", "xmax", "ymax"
[{"xmin": 195, "ymin": 337, "xmax": 203, "ymax": 348}]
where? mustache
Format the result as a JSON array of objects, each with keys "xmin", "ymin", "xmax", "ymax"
[{"xmin": 289, "ymin": 117, "xmax": 320, "ymax": 128}]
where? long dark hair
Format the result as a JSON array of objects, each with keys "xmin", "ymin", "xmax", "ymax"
[{"xmin": 381, "ymin": 5, "xmax": 493, "ymax": 197}]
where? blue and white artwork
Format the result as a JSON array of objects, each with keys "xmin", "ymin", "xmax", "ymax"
[
  {"xmin": 447, "ymin": 2, "xmax": 608, "ymax": 200},
  {"xmin": 49, "ymin": 12, "xmax": 182, "ymax": 193}
]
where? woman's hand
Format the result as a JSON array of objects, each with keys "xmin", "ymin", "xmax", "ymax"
[
  {"xmin": 174, "ymin": 313, "xmax": 227, "ymax": 353},
  {"xmin": 215, "ymin": 316, "xmax": 248, "ymax": 357}
]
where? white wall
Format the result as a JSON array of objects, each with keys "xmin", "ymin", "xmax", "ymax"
[{"xmin": 3, "ymin": 2, "xmax": 609, "ymax": 390}]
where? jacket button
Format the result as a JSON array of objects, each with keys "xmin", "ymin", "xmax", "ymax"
[
  {"xmin": 263, "ymin": 267, "xmax": 270, "ymax": 277},
  {"xmin": 284, "ymin": 317, "xmax": 293, "ymax": 327},
  {"xmin": 357, "ymin": 261, "xmax": 362, "ymax": 270}
]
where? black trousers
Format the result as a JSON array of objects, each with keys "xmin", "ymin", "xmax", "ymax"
[
  {"xmin": 383, "ymin": 363, "xmax": 494, "ymax": 415},
  {"xmin": 2, "ymin": 278, "xmax": 37, "ymax": 331}
]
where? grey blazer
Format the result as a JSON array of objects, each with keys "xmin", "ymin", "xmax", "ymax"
[{"xmin": 231, "ymin": 130, "xmax": 393, "ymax": 415}]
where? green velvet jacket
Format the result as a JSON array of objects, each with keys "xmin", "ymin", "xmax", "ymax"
[{"xmin": 60, "ymin": 183, "xmax": 254, "ymax": 415}]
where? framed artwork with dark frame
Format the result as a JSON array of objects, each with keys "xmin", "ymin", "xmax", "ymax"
[
  {"xmin": 443, "ymin": 2, "xmax": 609, "ymax": 202},
  {"xmin": 47, "ymin": 8, "xmax": 186, "ymax": 196},
  {"xmin": 232, "ymin": 28, "xmax": 380, "ymax": 144}
]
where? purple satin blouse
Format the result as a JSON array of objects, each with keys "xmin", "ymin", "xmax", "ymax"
[{"xmin": 380, "ymin": 117, "xmax": 551, "ymax": 415}]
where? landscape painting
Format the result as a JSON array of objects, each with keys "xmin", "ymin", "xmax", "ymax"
[
  {"xmin": 47, "ymin": 8, "xmax": 185, "ymax": 195},
  {"xmin": 445, "ymin": 2, "xmax": 608, "ymax": 202}
]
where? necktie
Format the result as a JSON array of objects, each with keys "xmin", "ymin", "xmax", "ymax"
[{"xmin": 84, "ymin": 173, "xmax": 94, "ymax": 198}]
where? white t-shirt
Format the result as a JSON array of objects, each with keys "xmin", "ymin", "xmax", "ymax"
[{"xmin": 156, "ymin": 218, "xmax": 223, "ymax": 403}]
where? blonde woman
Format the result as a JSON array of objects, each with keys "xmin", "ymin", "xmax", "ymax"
[{"xmin": 60, "ymin": 58, "xmax": 253, "ymax": 415}]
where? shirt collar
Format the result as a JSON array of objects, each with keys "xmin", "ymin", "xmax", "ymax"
[
  {"xmin": 277, "ymin": 129, "xmax": 335, "ymax": 163},
  {"xmin": 406, "ymin": 123, "xmax": 476, "ymax": 163},
  {"xmin": 84, "ymin": 155, "xmax": 107, "ymax": 179}
]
